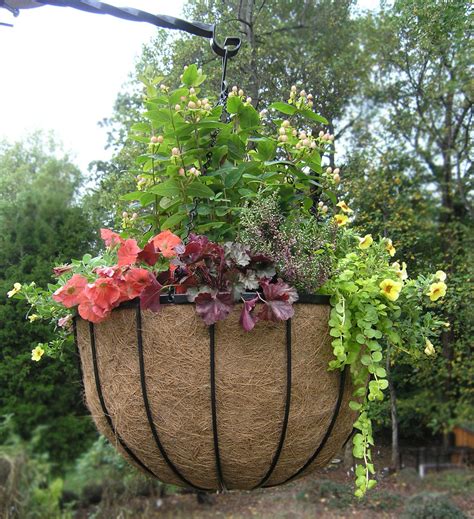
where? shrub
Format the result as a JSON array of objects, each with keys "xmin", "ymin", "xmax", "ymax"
[{"xmin": 401, "ymin": 492, "xmax": 467, "ymax": 519}]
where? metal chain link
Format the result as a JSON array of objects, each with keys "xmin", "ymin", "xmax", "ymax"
[{"xmin": 184, "ymin": 48, "xmax": 231, "ymax": 240}]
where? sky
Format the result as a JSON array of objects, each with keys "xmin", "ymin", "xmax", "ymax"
[{"xmin": 0, "ymin": 0, "xmax": 379, "ymax": 173}]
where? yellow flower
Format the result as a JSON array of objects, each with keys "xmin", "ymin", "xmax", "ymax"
[
  {"xmin": 385, "ymin": 238, "xmax": 396, "ymax": 257},
  {"xmin": 336, "ymin": 201, "xmax": 353, "ymax": 213},
  {"xmin": 379, "ymin": 279, "xmax": 403, "ymax": 302},
  {"xmin": 427, "ymin": 281, "xmax": 447, "ymax": 302},
  {"xmin": 358, "ymin": 234, "xmax": 373, "ymax": 249},
  {"xmin": 28, "ymin": 314, "xmax": 40, "ymax": 323},
  {"xmin": 31, "ymin": 346, "xmax": 45, "ymax": 362},
  {"xmin": 7, "ymin": 283, "xmax": 22, "ymax": 298},
  {"xmin": 424, "ymin": 338, "xmax": 435, "ymax": 356},
  {"xmin": 435, "ymin": 270, "xmax": 446, "ymax": 281},
  {"xmin": 334, "ymin": 214, "xmax": 349, "ymax": 227},
  {"xmin": 392, "ymin": 261, "xmax": 408, "ymax": 281}
]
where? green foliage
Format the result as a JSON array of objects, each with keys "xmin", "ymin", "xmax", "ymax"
[
  {"xmin": 0, "ymin": 135, "xmax": 96, "ymax": 467},
  {"xmin": 401, "ymin": 492, "xmax": 467, "ymax": 519},
  {"xmin": 0, "ymin": 416, "xmax": 71, "ymax": 519},
  {"xmin": 64, "ymin": 436, "xmax": 165, "ymax": 510}
]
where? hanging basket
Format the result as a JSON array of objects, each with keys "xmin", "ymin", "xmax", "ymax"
[{"xmin": 74, "ymin": 294, "xmax": 356, "ymax": 491}]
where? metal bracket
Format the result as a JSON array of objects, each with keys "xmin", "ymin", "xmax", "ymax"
[{"xmin": 1, "ymin": 0, "xmax": 242, "ymax": 59}]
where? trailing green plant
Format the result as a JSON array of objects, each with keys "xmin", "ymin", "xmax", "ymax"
[{"xmin": 9, "ymin": 67, "xmax": 448, "ymax": 497}]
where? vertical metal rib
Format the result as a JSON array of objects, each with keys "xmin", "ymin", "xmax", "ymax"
[
  {"xmin": 253, "ymin": 318, "xmax": 293, "ymax": 489},
  {"xmin": 88, "ymin": 321, "xmax": 159, "ymax": 479},
  {"xmin": 209, "ymin": 324, "xmax": 226, "ymax": 491},
  {"xmin": 135, "ymin": 306, "xmax": 209, "ymax": 491},
  {"xmin": 265, "ymin": 367, "xmax": 347, "ymax": 487}
]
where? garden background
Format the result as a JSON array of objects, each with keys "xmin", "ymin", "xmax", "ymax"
[{"xmin": 0, "ymin": 0, "xmax": 472, "ymax": 517}]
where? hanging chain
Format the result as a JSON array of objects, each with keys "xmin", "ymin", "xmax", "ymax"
[{"xmin": 184, "ymin": 48, "xmax": 231, "ymax": 240}]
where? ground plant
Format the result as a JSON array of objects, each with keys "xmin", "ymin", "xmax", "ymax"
[{"xmin": 10, "ymin": 66, "xmax": 448, "ymax": 497}]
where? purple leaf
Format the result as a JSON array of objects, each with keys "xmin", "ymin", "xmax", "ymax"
[
  {"xmin": 239, "ymin": 296, "xmax": 259, "ymax": 332},
  {"xmin": 137, "ymin": 241, "xmax": 158, "ymax": 266},
  {"xmin": 195, "ymin": 291, "xmax": 233, "ymax": 326},
  {"xmin": 258, "ymin": 299, "xmax": 295, "ymax": 322},
  {"xmin": 260, "ymin": 278, "xmax": 299, "ymax": 304},
  {"xmin": 139, "ymin": 275, "xmax": 162, "ymax": 313},
  {"xmin": 258, "ymin": 278, "xmax": 298, "ymax": 322}
]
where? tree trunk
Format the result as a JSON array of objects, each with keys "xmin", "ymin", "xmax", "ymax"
[
  {"xmin": 237, "ymin": 0, "xmax": 260, "ymax": 105},
  {"xmin": 386, "ymin": 347, "xmax": 400, "ymax": 470}
]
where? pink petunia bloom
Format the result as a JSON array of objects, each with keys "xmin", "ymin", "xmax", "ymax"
[
  {"xmin": 100, "ymin": 228, "xmax": 123, "ymax": 248},
  {"xmin": 78, "ymin": 299, "xmax": 110, "ymax": 323},
  {"xmin": 120, "ymin": 268, "xmax": 152, "ymax": 300},
  {"xmin": 95, "ymin": 266, "xmax": 119, "ymax": 278},
  {"xmin": 83, "ymin": 277, "xmax": 121, "ymax": 310},
  {"xmin": 58, "ymin": 314, "xmax": 73, "ymax": 329},
  {"xmin": 152, "ymin": 230, "xmax": 182, "ymax": 258},
  {"xmin": 52, "ymin": 274, "xmax": 88, "ymax": 308},
  {"xmin": 117, "ymin": 239, "xmax": 141, "ymax": 267}
]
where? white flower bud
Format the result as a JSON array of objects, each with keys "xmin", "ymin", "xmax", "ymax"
[
  {"xmin": 322, "ymin": 205, "xmax": 329, "ymax": 213},
  {"xmin": 196, "ymin": 100, "xmax": 202, "ymax": 107},
  {"xmin": 307, "ymin": 93, "xmax": 314, "ymax": 100},
  {"xmin": 299, "ymin": 131, "xmax": 307, "ymax": 139},
  {"xmin": 319, "ymin": 131, "xmax": 325, "ymax": 137},
  {"xmin": 299, "ymin": 90, "xmax": 306, "ymax": 97},
  {"xmin": 279, "ymin": 127, "xmax": 286, "ymax": 135},
  {"xmin": 175, "ymin": 104, "xmax": 181, "ymax": 111},
  {"xmin": 131, "ymin": 212, "xmax": 138, "ymax": 220},
  {"xmin": 282, "ymin": 120, "xmax": 290, "ymax": 127},
  {"xmin": 326, "ymin": 167, "xmax": 333, "ymax": 173},
  {"xmin": 302, "ymin": 138, "xmax": 310, "ymax": 147},
  {"xmin": 188, "ymin": 101, "xmax": 196, "ymax": 109},
  {"xmin": 180, "ymin": 96, "xmax": 187, "ymax": 102},
  {"xmin": 333, "ymin": 173, "xmax": 341, "ymax": 183},
  {"xmin": 318, "ymin": 201, "xmax": 324, "ymax": 208},
  {"xmin": 171, "ymin": 147, "xmax": 180, "ymax": 156},
  {"xmin": 246, "ymin": 97, "xmax": 252, "ymax": 103},
  {"xmin": 178, "ymin": 167, "xmax": 185, "ymax": 176},
  {"xmin": 295, "ymin": 142, "xmax": 302, "ymax": 149},
  {"xmin": 238, "ymin": 89, "xmax": 244, "ymax": 97},
  {"xmin": 291, "ymin": 85, "xmax": 297, "ymax": 92},
  {"xmin": 204, "ymin": 104, "xmax": 212, "ymax": 111},
  {"xmin": 232, "ymin": 85, "xmax": 238, "ymax": 93},
  {"xmin": 122, "ymin": 211, "xmax": 128, "ymax": 218},
  {"xmin": 189, "ymin": 87, "xmax": 196, "ymax": 95},
  {"xmin": 310, "ymin": 141, "xmax": 317, "ymax": 149},
  {"xmin": 328, "ymin": 134, "xmax": 335, "ymax": 141},
  {"xmin": 307, "ymin": 100, "xmax": 314, "ymax": 107},
  {"xmin": 189, "ymin": 167, "xmax": 196, "ymax": 175},
  {"xmin": 278, "ymin": 134, "xmax": 288, "ymax": 142},
  {"xmin": 333, "ymin": 168, "xmax": 340, "ymax": 175}
]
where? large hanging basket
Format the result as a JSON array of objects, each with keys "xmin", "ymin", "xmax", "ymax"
[{"xmin": 74, "ymin": 295, "xmax": 356, "ymax": 491}]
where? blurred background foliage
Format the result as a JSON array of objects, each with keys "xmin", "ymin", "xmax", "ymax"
[{"xmin": 0, "ymin": 0, "xmax": 472, "ymax": 517}]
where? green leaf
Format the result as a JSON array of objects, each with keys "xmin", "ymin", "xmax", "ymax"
[
  {"xmin": 269, "ymin": 101, "xmax": 297, "ymax": 115},
  {"xmin": 298, "ymin": 109, "xmax": 328, "ymax": 125},
  {"xmin": 186, "ymin": 182, "xmax": 215, "ymax": 198},
  {"xmin": 120, "ymin": 191, "xmax": 144, "ymax": 201},
  {"xmin": 239, "ymin": 105, "xmax": 260, "ymax": 129},
  {"xmin": 224, "ymin": 168, "xmax": 244, "ymax": 189},
  {"xmin": 371, "ymin": 351, "xmax": 383, "ymax": 362},
  {"xmin": 182, "ymin": 64, "xmax": 198, "ymax": 87},
  {"xmin": 257, "ymin": 139, "xmax": 277, "ymax": 161},
  {"xmin": 161, "ymin": 213, "xmax": 186, "ymax": 230},
  {"xmin": 149, "ymin": 180, "xmax": 181, "ymax": 197},
  {"xmin": 227, "ymin": 95, "xmax": 243, "ymax": 114}
]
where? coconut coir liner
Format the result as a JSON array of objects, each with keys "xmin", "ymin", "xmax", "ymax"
[{"xmin": 76, "ymin": 303, "xmax": 356, "ymax": 490}]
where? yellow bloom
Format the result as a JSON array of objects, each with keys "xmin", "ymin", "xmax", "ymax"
[
  {"xmin": 28, "ymin": 314, "xmax": 40, "ymax": 323},
  {"xmin": 7, "ymin": 283, "xmax": 22, "ymax": 298},
  {"xmin": 385, "ymin": 238, "xmax": 396, "ymax": 257},
  {"xmin": 427, "ymin": 281, "xmax": 447, "ymax": 302},
  {"xmin": 358, "ymin": 234, "xmax": 373, "ymax": 249},
  {"xmin": 379, "ymin": 279, "xmax": 403, "ymax": 301},
  {"xmin": 424, "ymin": 338, "xmax": 435, "ymax": 356},
  {"xmin": 392, "ymin": 261, "xmax": 408, "ymax": 281},
  {"xmin": 435, "ymin": 270, "xmax": 446, "ymax": 282},
  {"xmin": 334, "ymin": 214, "xmax": 349, "ymax": 227},
  {"xmin": 336, "ymin": 201, "xmax": 353, "ymax": 213},
  {"xmin": 31, "ymin": 346, "xmax": 45, "ymax": 362}
]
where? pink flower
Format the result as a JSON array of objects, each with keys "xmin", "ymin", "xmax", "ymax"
[
  {"xmin": 117, "ymin": 239, "xmax": 141, "ymax": 267},
  {"xmin": 152, "ymin": 230, "xmax": 182, "ymax": 258},
  {"xmin": 52, "ymin": 264, "xmax": 73, "ymax": 277},
  {"xmin": 52, "ymin": 274, "xmax": 87, "ymax": 308},
  {"xmin": 100, "ymin": 228, "xmax": 123, "ymax": 247},
  {"xmin": 120, "ymin": 268, "xmax": 152, "ymax": 300},
  {"xmin": 58, "ymin": 314, "xmax": 73, "ymax": 329},
  {"xmin": 84, "ymin": 278, "xmax": 121, "ymax": 310},
  {"xmin": 78, "ymin": 300, "xmax": 110, "ymax": 323}
]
